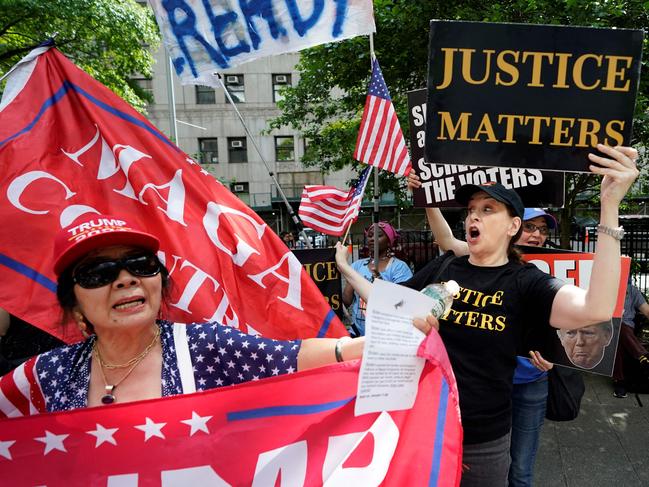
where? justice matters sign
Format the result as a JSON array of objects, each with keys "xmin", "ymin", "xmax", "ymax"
[{"xmin": 425, "ymin": 21, "xmax": 643, "ymax": 173}]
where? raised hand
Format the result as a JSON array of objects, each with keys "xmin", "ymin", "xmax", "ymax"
[
  {"xmin": 335, "ymin": 241, "xmax": 350, "ymax": 268},
  {"xmin": 407, "ymin": 169, "xmax": 422, "ymax": 191},
  {"xmin": 588, "ymin": 144, "xmax": 639, "ymax": 206}
]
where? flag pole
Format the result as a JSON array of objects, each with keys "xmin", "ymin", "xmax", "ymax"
[
  {"xmin": 341, "ymin": 222, "xmax": 353, "ymax": 246},
  {"xmin": 165, "ymin": 50, "xmax": 179, "ymax": 147},
  {"xmin": 369, "ymin": 35, "xmax": 380, "ymax": 278},
  {"xmin": 215, "ymin": 73, "xmax": 312, "ymax": 249}
]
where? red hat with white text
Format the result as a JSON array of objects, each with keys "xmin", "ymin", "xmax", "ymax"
[{"xmin": 53, "ymin": 214, "xmax": 159, "ymax": 276}]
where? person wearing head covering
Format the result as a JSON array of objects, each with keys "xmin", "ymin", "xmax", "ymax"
[
  {"xmin": 337, "ymin": 145, "xmax": 638, "ymax": 487},
  {"xmin": 0, "ymin": 214, "xmax": 437, "ymax": 416},
  {"xmin": 342, "ymin": 221, "xmax": 412, "ymax": 336},
  {"xmin": 401, "ymin": 181, "xmax": 561, "ymax": 486}
]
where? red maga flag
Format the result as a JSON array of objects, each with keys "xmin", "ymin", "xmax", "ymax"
[
  {"xmin": 354, "ymin": 58, "xmax": 411, "ymax": 177},
  {"xmin": 0, "ymin": 46, "xmax": 347, "ymax": 342},
  {"xmin": 298, "ymin": 167, "xmax": 371, "ymax": 236},
  {"xmin": 0, "ymin": 333, "xmax": 462, "ymax": 486}
]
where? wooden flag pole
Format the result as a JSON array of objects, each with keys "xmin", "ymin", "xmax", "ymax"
[{"xmin": 341, "ymin": 222, "xmax": 353, "ymax": 246}]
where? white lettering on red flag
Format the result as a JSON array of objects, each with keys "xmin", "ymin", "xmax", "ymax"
[
  {"xmin": 0, "ymin": 47, "xmax": 346, "ymax": 342},
  {"xmin": 0, "ymin": 334, "xmax": 462, "ymax": 486},
  {"xmin": 354, "ymin": 58, "xmax": 412, "ymax": 177}
]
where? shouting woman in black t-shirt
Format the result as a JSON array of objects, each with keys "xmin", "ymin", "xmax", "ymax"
[{"xmin": 336, "ymin": 144, "xmax": 638, "ymax": 487}]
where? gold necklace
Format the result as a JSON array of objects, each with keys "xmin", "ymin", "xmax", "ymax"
[
  {"xmin": 95, "ymin": 326, "xmax": 160, "ymax": 369},
  {"xmin": 93, "ymin": 327, "xmax": 160, "ymax": 404}
]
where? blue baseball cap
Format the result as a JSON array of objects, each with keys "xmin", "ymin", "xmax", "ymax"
[{"xmin": 523, "ymin": 208, "xmax": 557, "ymax": 229}]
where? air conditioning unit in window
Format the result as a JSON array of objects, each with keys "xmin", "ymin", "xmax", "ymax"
[
  {"xmin": 233, "ymin": 184, "xmax": 245, "ymax": 192},
  {"xmin": 275, "ymin": 75, "xmax": 288, "ymax": 83},
  {"xmin": 226, "ymin": 75, "xmax": 239, "ymax": 84},
  {"xmin": 231, "ymin": 140, "xmax": 243, "ymax": 148}
]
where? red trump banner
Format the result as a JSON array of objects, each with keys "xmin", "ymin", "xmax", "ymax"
[
  {"xmin": 0, "ymin": 45, "xmax": 347, "ymax": 342},
  {"xmin": 0, "ymin": 334, "xmax": 462, "ymax": 486}
]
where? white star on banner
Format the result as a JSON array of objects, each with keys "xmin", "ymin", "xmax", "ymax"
[
  {"xmin": 0, "ymin": 439, "xmax": 16, "ymax": 460},
  {"xmin": 87, "ymin": 424, "xmax": 119, "ymax": 447},
  {"xmin": 35, "ymin": 430, "xmax": 69, "ymax": 455},
  {"xmin": 134, "ymin": 417, "xmax": 167, "ymax": 441},
  {"xmin": 181, "ymin": 411, "xmax": 213, "ymax": 436}
]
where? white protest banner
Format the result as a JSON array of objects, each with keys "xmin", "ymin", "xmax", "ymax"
[{"xmin": 149, "ymin": 0, "xmax": 376, "ymax": 86}]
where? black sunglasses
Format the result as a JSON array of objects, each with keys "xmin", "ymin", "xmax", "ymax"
[{"xmin": 72, "ymin": 253, "xmax": 161, "ymax": 289}]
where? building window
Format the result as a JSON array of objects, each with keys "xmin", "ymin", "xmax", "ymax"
[
  {"xmin": 272, "ymin": 73, "xmax": 292, "ymax": 103},
  {"xmin": 230, "ymin": 181, "xmax": 250, "ymax": 204},
  {"xmin": 198, "ymin": 138, "xmax": 218, "ymax": 164},
  {"xmin": 231, "ymin": 181, "xmax": 249, "ymax": 193},
  {"xmin": 278, "ymin": 171, "xmax": 323, "ymax": 198},
  {"xmin": 225, "ymin": 74, "xmax": 245, "ymax": 103},
  {"xmin": 195, "ymin": 85, "xmax": 216, "ymax": 104},
  {"xmin": 228, "ymin": 137, "xmax": 247, "ymax": 163},
  {"xmin": 275, "ymin": 136, "xmax": 295, "ymax": 162}
]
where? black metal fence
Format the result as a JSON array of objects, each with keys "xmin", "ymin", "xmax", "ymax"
[{"xmin": 555, "ymin": 216, "xmax": 649, "ymax": 294}]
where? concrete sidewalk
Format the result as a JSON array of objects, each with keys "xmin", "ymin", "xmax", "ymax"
[{"xmin": 534, "ymin": 373, "xmax": 649, "ymax": 486}]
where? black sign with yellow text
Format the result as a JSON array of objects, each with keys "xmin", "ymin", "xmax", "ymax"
[
  {"xmin": 408, "ymin": 88, "xmax": 565, "ymax": 207},
  {"xmin": 425, "ymin": 21, "xmax": 643, "ymax": 173},
  {"xmin": 293, "ymin": 248, "xmax": 343, "ymax": 320}
]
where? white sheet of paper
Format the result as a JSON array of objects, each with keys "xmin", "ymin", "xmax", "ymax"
[{"xmin": 354, "ymin": 279, "xmax": 438, "ymax": 416}]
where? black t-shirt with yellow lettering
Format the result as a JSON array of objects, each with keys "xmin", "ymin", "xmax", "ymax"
[{"xmin": 402, "ymin": 252, "xmax": 564, "ymax": 444}]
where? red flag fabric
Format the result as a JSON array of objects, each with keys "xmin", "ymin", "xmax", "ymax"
[
  {"xmin": 354, "ymin": 58, "xmax": 411, "ymax": 177},
  {"xmin": 0, "ymin": 46, "xmax": 347, "ymax": 342},
  {"xmin": 0, "ymin": 333, "xmax": 462, "ymax": 486},
  {"xmin": 298, "ymin": 167, "xmax": 371, "ymax": 236}
]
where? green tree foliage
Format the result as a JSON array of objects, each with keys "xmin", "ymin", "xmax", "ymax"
[
  {"xmin": 270, "ymin": 0, "xmax": 649, "ymax": 214},
  {"xmin": 0, "ymin": 0, "xmax": 160, "ymax": 112}
]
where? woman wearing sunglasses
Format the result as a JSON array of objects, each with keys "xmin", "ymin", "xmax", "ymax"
[
  {"xmin": 337, "ymin": 144, "xmax": 638, "ymax": 487},
  {"xmin": 0, "ymin": 214, "xmax": 436, "ymax": 413}
]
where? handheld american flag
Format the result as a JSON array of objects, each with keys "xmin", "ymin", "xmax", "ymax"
[
  {"xmin": 354, "ymin": 58, "xmax": 412, "ymax": 177},
  {"xmin": 298, "ymin": 167, "xmax": 371, "ymax": 237}
]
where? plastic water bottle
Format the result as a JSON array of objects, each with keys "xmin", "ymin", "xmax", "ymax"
[{"xmin": 421, "ymin": 280, "xmax": 460, "ymax": 318}]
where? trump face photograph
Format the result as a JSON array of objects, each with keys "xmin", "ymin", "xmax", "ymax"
[{"xmin": 557, "ymin": 322, "xmax": 613, "ymax": 370}]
